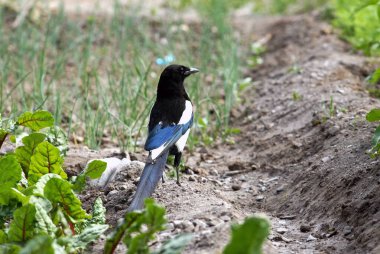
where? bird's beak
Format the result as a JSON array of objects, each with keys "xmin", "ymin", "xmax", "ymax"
[{"xmin": 184, "ymin": 67, "xmax": 199, "ymax": 76}]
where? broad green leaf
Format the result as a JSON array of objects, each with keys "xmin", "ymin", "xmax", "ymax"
[
  {"xmin": 0, "ymin": 128, "xmax": 8, "ymax": 149},
  {"xmin": 28, "ymin": 141, "xmax": 66, "ymax": 185},
  {"xmin": 29, "ymin": 196, "xmax": 53, "ymax": 212},
  {"xmin": 20, "ymin": 235, "xmax": 54, "ymax": 254},
  {"xmin": 354, "ymin": 0, "xmax": 379, "ymax": 13},
  {"xmin": 369, "ymin": 68, "xmax": 380, "ymax": 84},
  {"xmin": 44, "ymin": 126, "xmax": 69, "ymax": 156},
  {"xmin": 154, "ymin": 234, "xmax": 193, "ymax": 254},
  {"xmin": 369, "ymin": 125, "xmax": 380, "ymax": 157},
  {"xmin": 127, "ymin": 233, "xmax": 151, "ymax": 254},
  {"xmin": 0, "ymin": 244, "xmax": 21, "ymax": 254},
  {"xmin": 0, "ymin": 229, "xmax": 7, "ymax": 244},
  {"xmin": 124, "ymin": 199, "xmax": 167, "ymax": 254},
  {"xmin": 17, "ymin": 110, "xmax": 54, "ymax": 131},
  {"xmin": 72, "ymin": 174, "xmax": 86, "ymax": 193},
  {"xmin": 104, "ymin": 212, "xmax": 143, "ymax": 254},
  {"xmin": 366, "ymin": 109, "xmax": 380, "ymax": 122},
  {"xmin": 60, "ymin": 224, "xmax": 108, "ymax": 252},
  {"xmin": 34, "ymin": 202, "xmax": 57, "ymax": 237},
  {"xmin": 105, "ymin": 199, "xmax": 167, "ymax": 254},
  {"xmin": 73, "ymin": 160, "xmax": 107, "ymax": 192},
  {"xmin": 143, "ymin": 198, "xmax": 167, "ymax": 232},
  {"xmin": 33, "ymin": 173, "xmax": 62, "ymax": 196},
  {"xmin": 76, "ymin": 197, "xmax": 106, "ymax": 233},
  {"xmin": 10, "ymin": 188, "xmax": 29, "ymax": 205},
  {"xmin": 84, "ymin": 160, "xmax": 107, "ymax": 179},
  {"xmin": 8, "ymin": 204, "xmax": 37, "ymax": 242},
  {"xmin": 44, "ymin": 178, "xmax": 89, "ymax": 220},
  {"xmin": 0, "ymin": 155, "xmax": 22, "ymax": 205},
  {"xmin": 223, "ymin": 215, "xmax": 270, "ymax": 254},
  {"xmin": 371, "ymin": 125, "xmax": 380, "ymax": 147},
  {"xmin": 0, "ymin": 155, "xmax": 22, "ymax": 186},
  {"xmin": 15, "ymin": 133, "xmax": 46, "ymax": 174}
]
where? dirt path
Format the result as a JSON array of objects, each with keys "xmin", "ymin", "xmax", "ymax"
[{"xmin": 66, "ymin": 13, "xmax": 380, "ymax": 254}]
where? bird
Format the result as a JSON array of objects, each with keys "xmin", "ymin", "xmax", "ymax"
[{"xmin": 128, "ymin": 64, "xmax": 199, "ymax": 211}]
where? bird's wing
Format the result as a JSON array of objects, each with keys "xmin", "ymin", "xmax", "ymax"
[{"xmin": 144, "ymin": 115, "xmax": 193, "ymax": 160}]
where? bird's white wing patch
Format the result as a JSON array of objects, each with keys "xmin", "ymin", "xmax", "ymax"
[
  {"xmin": 150, "ymin": 144, "xmax": 167, "ymax": 160},
  {"xmin": 175, "ymin": 129, "xmax": 190, "ymax": 152},
  {"xmin": 149, "ymin": 101, "xmax": 192, "ymax": 160},
  {"xmin": 178, "ymin": 100, "xmax": 193, "ymax": 124}
]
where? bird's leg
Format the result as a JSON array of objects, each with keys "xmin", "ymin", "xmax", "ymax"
[{"xmin": 174, "ymin": 152, "xmax": 182, "ymax": 185}]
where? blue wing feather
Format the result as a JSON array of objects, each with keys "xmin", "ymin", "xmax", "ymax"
[{"xmin": 144, "ymin": 115, "xmax": 193, "ymax": 151}]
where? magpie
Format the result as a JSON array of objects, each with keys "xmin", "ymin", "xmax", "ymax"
[{"xmin": 128, "ymin": 64, "xmax": 199, "ymax": 211}]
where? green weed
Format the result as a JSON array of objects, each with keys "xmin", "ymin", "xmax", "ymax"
[
  {"xmin": 366, "ymin": 108, "xmax": 380, "ymax": 157},
  {"xmin": 0, "ymin": 110, "xmax": 108, "ymax": 252},
  {"xmin": 292, "ymin": 91, "xmax": 302, "ymax": 101},
  {"xmin": 331, "ymin": 0, "xmax": 380, "ymax": 56},
  {"xmin": 0, "ymin": 1, "xmax": 243, "ymax": 150}
]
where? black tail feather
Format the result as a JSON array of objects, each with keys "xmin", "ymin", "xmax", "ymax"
[{"xmin": 127, "ymin": 151, "xmax": 169, "ymax": 211}]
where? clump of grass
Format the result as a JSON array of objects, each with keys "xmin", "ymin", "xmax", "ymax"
[{"xmin": 0, "ymin": 1, "xmax": 243, "ymax": 150}]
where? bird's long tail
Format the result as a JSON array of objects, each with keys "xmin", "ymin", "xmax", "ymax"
[{"xmin": 127, "ymin": 151, "xmax": 169, "ymax": 211}]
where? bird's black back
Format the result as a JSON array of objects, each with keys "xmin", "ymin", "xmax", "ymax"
[{"xmin": 148, "ymin": 65, "xmax": 191, "ymax": 132}]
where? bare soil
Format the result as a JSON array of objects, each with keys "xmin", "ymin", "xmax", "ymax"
[{"xmin": 64, "ymin": 12, "xmax": 380, "ymax": 254}]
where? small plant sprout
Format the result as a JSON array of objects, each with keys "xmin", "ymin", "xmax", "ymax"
[
  {"xmin": 247, "ymin": 40, "xmax": 267, "ymax": 68},
  {"xmin": 366, "ymin": 108, "xmax": 380, "ymax": 157},
  {"xmin": 292, "ymin": 91, "xmax": 303, "ymax": 101},
  {"xmin": 329, "ymin": 96, "xmax": 335, "ymax": 117}
]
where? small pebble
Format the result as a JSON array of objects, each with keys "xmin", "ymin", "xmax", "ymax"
[
  {"xmin": 307, "ymin": 234, "xmax": 317, "ymax": 242},
  {"xmin": 343, "ymin": 226, "xmax": 352, "ymax": 236},
  {"xmin": 198, "ymin": 177, "xmax": 207, "ymax": 183},
  {"xmin": 220, "ymin": 215, "xmax": 230, "ymax": 222},
  {"xmin": 300, "ymin": 224, "xmax": 311, "ymax": 233},
  {"xmin": 232, "ymin": 184, "xmax": 241, "ymax": 191},
  {"xmin": 107, "ymin": 190, "xmax": 118, "ymax": 197},
  {"xmin": 276, "ymin": 186, "xmax": 284, "ymax": 194},
  {"xmin": 193, "ymin": 219, "xmax": 207, "ymax": 230},
  {"xmin": 321, "ymin": 156, "xmax": 330, "ymax": 163},
  {"xmin": 276, "ymin": 227, "xmax": 288, "ymax": 234},
  {"xmin": 209, "ymin": 169, "xmax": 219, "ymax": 176},
  {"xmin": 181, "ymin": 220, "xmax": 194, "ymax": 231},
  {"xmin": 256, "ymin": 195, "xmax": 264, "ymax": 201},
  {"xmin": 173, "ymin": 220, "xmax": 183, "ymax": 229},
  {"xmin": 188, "ymin": 175, "xmax": 196, "ymax": 181},
  {"xmin": 166, "ymin": 223, "xmax": 174, "ymax": 231}
]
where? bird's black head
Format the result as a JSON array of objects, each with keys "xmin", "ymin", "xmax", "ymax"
[{"xmin": 157, "ymin": 64, "xmax": 199, "ymax": 98}]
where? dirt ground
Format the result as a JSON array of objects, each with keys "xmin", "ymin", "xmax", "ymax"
[{"xmin": 62, "ymin": 9, "xmax": 380, "ymax": 254}]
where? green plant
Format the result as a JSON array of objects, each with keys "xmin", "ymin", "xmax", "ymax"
[
  {"xmin": 331, "ymin": 0, "xmax": 380, "ymax": 56},
  {"xmin": 247, "ymin": 41, "xmax": 266, "ymax": 69},
  {"xmin": 366, "ymin": 68, "xmax": 380, "ymax": 98},
  {"xmin": 0, "ymin": 1, "xmax": 244, "ymax": 150},
  {"xmin": 292, "ymin": 91, "xmax": 302, "ymax": 101},
  {"xmin": 329, "ymin": 95, "xmax": 335, "ymax": 117},
  {"xmin": 0, "ymin": 110, "xmax": 108, "ymax": 252},
  {"xmin": 105, "ymin": 199, "xmax": 192, "ymax": 254},
  {"xmin": 253, "ymin": 0, "xmax": 328, "ymax": 14},
  {"xmin": 366, "ymin": 108, "xmax": 380, "ymax": 157},
  {"xmin": 223, "ymin": 215, "xmax": 270, "ymax": 254}
]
